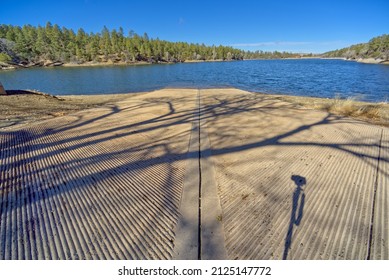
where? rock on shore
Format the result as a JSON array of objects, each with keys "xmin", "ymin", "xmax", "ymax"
[{"xmin": 0, "ymin": 82, "xmax": 6, "ymax": 95}]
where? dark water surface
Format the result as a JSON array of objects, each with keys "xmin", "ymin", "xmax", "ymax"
[{"xmin": 1, "ymin": 59, "xmax": 388, "ymax": 102}]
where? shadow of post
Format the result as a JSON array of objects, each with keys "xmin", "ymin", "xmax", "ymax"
[{"xmin": 283, "ymin": 175, "xmax": 306, "ymax": 260}]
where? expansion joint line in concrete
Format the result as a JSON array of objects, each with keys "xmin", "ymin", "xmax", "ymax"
[
  {"xmin": 197, "ymin": 89, "xmax": 202, "ymax": 260},
  {"xmin": 173, "ymin": 89, "xmax": 227, "ymax": 260},
  {"xmin": 366, "ymin": 128, "xmax": 383, "ymax": 260}
]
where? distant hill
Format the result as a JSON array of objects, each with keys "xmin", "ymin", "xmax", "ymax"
[{"xmin": 322, "ymin": 34, "xmax": 389, "ymax": 62}]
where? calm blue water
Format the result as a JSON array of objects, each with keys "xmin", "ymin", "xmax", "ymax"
[{"xmin": 0, "ymin": 59, "xmax": 388, "ymax": 102}]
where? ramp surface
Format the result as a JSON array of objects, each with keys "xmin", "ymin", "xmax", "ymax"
[
  {"xmin": 1, "ymin": 88, "xmax": 388, "ymax": 259},
  {"xmin": 0, "ymin": 89, "xmax": 197, "ymax": 259}
]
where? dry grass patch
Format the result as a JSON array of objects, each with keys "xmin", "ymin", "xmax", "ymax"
[{"xmin": 274, "ymin": 94, "xmax": 389, "ymax": 127}]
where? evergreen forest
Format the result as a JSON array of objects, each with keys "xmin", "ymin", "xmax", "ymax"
[
  {"xmin": 323, "ymin": 34, "xmax": 389, "ymax": 60},
  {"xmin": 0, "ymin": 23, "xmax": 300, "ymax": 67}
]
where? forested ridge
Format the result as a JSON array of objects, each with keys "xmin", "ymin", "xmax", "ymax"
[
  {"xmin": 322, "ymin": 34, "xmax": 389, "ymax": 61},
  {"xmin": 0, "ymin": 23, "xmax": 301, "ymax": 68}
]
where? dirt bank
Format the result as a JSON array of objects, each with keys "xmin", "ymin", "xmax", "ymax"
[{"xmin": 0, "ymin": 90, "xmax": 144, "ymax": 129}]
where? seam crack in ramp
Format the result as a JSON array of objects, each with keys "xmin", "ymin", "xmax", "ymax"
[
  {"xmin": 173, "ymin": 89, "xmax": 227, "ymax": 260},
  {"xmin": 366, "ymin": 128, "xmax": 383, "ymax": 260},
  {"xmin": 198, "ymin": 89, "xmax": 202, "ymax": 260}
]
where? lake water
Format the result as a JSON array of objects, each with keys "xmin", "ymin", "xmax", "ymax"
[{"xmin": 0, "ymin": 59, "xmax": 388, "ymax": 102}]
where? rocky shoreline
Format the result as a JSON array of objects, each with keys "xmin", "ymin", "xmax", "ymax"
[
  {"xmin": 2, "ymin": 56, "xmax": 389, "ymax": 71},
  {"xmin": 0, "ymin": 59, "xmax": 166, "ymax": 70},
  {"xmin": 354, "ymin": 57, "xmax": 389, "ymax": 64},
  {"xmin": 0, "ymin": 58, "xmax": 232, "ymax": 70}
]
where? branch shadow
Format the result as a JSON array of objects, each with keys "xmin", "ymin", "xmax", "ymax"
[{"xmin": 0, "ymin": 89, "xmax": 387, "ymax": 260}]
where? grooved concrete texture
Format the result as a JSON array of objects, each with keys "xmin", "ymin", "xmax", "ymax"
[
  {"xmin": 0, "ymin": 89, "xmax": 197, "ymax": 259},
  {"xmin": 1, "ymin": 88, "xmax": 388, "ymax": 260},
  {"xmin": 201, "ymin": 89, "xmax": 388, "ymax": 260},
  {"xmin": 371, "ymin": 129, "xmax": 389, "ymax": 259}
]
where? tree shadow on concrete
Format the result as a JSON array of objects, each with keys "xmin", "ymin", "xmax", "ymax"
[{"xmin": 0, "ymin": 89, "xmax": 387, "ymax": 260}]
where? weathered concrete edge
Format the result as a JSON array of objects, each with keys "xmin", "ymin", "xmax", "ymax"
[
  {"xmin": 173, "ymin": 95, "xmax": 200, "ymax": 260},
  {"xmin": 173, "ymin": 89, "xmax": 227, "ymax": 260},
  {"xmin": 371, "ymin": 128, "xmax": 389, "ymax": 260},
  {"xmin": 199, "ymin": 93, "xmax": 228, "ymax": 260}
]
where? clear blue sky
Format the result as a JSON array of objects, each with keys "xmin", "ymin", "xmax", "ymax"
[{"xmin": 1, "ymin": 0, "xmax": 388, "ymax": 53}]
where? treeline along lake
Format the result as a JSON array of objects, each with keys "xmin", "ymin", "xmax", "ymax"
[{"xmin": 0, "ymin": 59, "xmax": 388, "ymax": 102}]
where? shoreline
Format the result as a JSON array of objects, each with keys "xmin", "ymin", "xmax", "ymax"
[
  {"xmin": 2, "ymin": 56, "xmax": 388, "ymax": 71},
  {"xmin": 0, "ymin": 58, "xmax": 238, "ymax": 70},
  {"xmin": 354, "ymin": 58, "xmax": 389, "ymax": 65},
  {"xmin": 1, "ymin": 88, "xmax": 388, "ymax": 130}
]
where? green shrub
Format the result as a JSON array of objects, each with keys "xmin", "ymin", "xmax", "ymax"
[{"xmin": 0, "ymin": 53, "xmax": 12, "ymax": 63}]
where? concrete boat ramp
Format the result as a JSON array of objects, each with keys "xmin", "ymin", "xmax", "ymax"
[{"xmin": 0, "ymin": 88, "xmax": 388, "ymax": 259}]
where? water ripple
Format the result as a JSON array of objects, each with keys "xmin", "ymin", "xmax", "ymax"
[{"xmin": 0, "ymin": 59, "xmax": 388, "ymax": 102}]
